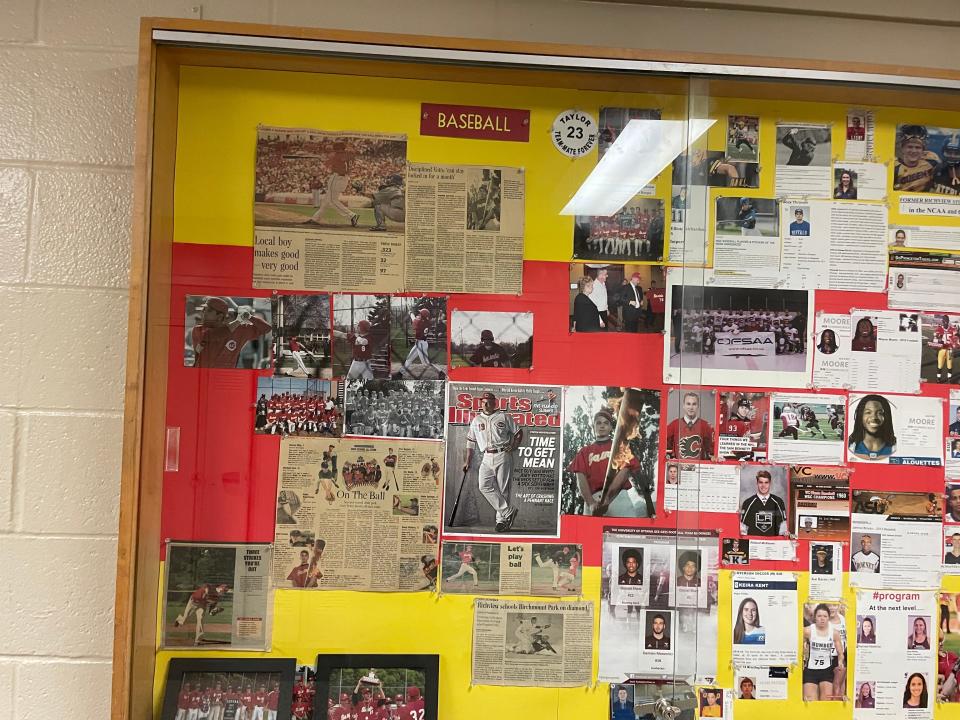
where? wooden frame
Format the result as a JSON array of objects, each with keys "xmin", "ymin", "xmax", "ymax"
[{"xmin": 113, "ymin": 17, "xmax": 960, "ymax": 719}]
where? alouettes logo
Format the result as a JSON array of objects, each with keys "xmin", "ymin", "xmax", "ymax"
[{"xmin": 678, "ymin": 435, "xmax": 702, "ymax": 458}]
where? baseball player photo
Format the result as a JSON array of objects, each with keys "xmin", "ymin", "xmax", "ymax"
[
  {"xmin": 441, "ymin": 541, "xmax": 500, "ymax": 593},
  {"xmin": 331, "ymin": 293, "xmax": 391, "ymax": 380},
  {"xmin": 443, "ymin": 383, "xmax": 563, "ymax": 537},
  {"xmin": 183, "ymin": 295, "xmax": 272, "ymax": 369},
  {"xmin": 450, "ymin": 310, "xmax": 534, "ymax": 369},
  {"xmin": 254, "ymin": 377, "xmax": 342, "ymax": 438},
  {"xmin": 389, "ymin": 296, "xmax": 447, "ymax": 380},
  {"xmin": 594, "ymin": 387, "xmax": 661, "ymax": 518},
  {"xmin": 163, "ymin": 545, "xmax": 236, "ymax": 647},
  {"xmin": 254, "ymin": 126, "xmax": 406, "ymax": 231},
  {"xmin": 271, "ymin": 294, "xmax": 331, "ymax": 379}
]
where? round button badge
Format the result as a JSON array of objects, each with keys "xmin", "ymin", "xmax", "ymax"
[{"xmin": 551, "ymin": 109, "xmax": 598, "ymax": 157}]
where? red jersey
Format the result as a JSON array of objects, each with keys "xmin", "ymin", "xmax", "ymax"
[
  {"xmin": 350, "ymin": 333, "xmax": 373, "ymax": 361},
  {"xmin": 192, "ymin": 317, "xmax": 270, "ymax": 368},
  {"xmin": 646, "ymin": 288, "xmax": 666, "ymax": 313},
  {"xmin": 566, "ymin": 438, "xmax": 613, "ymax": 494},
  {"xmin": 941, "ymin": 652, "xmax": 959, "ymax": 701},
  {"xmin": 288, "ymin": 562, "xmax": 311, "ymax": 587},
  {"xmin": 666, "ymin": 417, "xmax": 714, "ymax": 460},
  {"xmin": 412, "ymin": 316, "xmax": 428, "ymax": 341}
]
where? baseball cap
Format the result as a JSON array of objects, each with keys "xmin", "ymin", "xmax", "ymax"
[{"xmin": 203, "ymin": 297, "xmax": 229, "ymax": 313}]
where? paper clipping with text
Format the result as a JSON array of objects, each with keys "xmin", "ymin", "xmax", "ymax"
[
  {"xmin": 404, "ymin": 163, "xmax": 524, "ymax": 294},
  {"xmin": 273, "ymin": 436, "xmax": 442, "ymax": 592},
  {"xmin": 471, "ymin": 599, "xmax": 594, "ymax": 687}
]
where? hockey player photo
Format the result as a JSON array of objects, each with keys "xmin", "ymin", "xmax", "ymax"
[{"xmin": 738, "ymin": 465, "xmax": 788, "ymax": 537}]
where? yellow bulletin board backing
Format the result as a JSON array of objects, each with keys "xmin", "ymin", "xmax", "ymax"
[{"xmin": 174, "ymin": 65, "xmax": 960, "ymax": 267}]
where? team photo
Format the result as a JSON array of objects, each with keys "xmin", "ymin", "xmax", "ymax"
[{"xmin": 344, "ymin": 378, "xmax": 445, "ymax": 440}]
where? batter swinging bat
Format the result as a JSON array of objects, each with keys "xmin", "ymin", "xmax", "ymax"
[{"xmin": 447, "ymin": 468, "xmax": 470, "ymax": 527}]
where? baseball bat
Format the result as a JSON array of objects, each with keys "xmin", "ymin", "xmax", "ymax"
[{"xmin": 448, "ymin": 468, "xmax": 470, "ymax": 526}]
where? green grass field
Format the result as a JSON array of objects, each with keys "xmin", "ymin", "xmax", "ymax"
[{"xmin": 773, "ymin": 419, "xmax": 842, "ymax": 442}]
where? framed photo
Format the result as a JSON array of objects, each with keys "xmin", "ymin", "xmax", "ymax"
[
  {"xmin": 160, "ymin": 657, "xmax": 295, "ymax": 720},
  {"xmin": 315, "ymin": 654, "xmax": 439, "ymax": 720}
]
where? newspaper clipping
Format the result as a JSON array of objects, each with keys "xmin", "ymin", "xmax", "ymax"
[
  {"xmin": 471, "ymin": 599, "xmax": 594, "ymax": 687},
  {"xmin": 440, "ymin": 541, "xmax": 582, "ymax": 597},
  {"xmin": 443, "ymin": 382, "xmax": 562, "ymax": 538},
  {"xmin": 162, "ymin": 541, "xmax": 272, "ymax": 650},
  {"xmin": 253, "ymin": 126, "xmax": 407, "ymax": 293},
  {"xmin": 404, "ymin": 163, "xmax": 524, "ymax": 294},
  {"xmin": 273, "ymin": 436, "xmax": 442, "ymax": 592}
]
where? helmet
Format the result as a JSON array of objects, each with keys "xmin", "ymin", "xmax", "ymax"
[
  {"xmin": 480, "ymin": 329, "xmax": 494, "ymax": 343},
  {"xmin": 899, "ymin": 124, "xmax": 928, "ymax": 146},
  {"xmin": 419, "ymin": 308, "xmax": 430, "ymax": 319},
  {"xmin": 386, "ymin": 173, "xmax": 403, "ymax": 187},
  {"xmin": 357, "ymin": 320, "xmax": 371, "ymax": 334},
  {"xmin": 944, "ymin": 135, "xmax": 960, "ymax": 165},
  {"xmin": 407, "ymin": 687, "xmax": 421, "ymax": 701}
]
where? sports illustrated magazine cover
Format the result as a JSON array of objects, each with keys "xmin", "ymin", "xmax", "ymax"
[{"xmin": 443, "ymin": 382, "xmax": 563, "ymax": 538}]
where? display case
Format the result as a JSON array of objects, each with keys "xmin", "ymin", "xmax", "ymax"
[{"xmin": 115, "ymin": 17, "xmax": 960, "ymax": 720}]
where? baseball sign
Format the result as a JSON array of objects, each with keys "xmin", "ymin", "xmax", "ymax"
[{"xmin": 552, "ymin": 109, "xmax": 598, "ymax": 158}]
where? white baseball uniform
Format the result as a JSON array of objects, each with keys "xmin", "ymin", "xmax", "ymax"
[{"xmin": 467, "ymin": 409, "xmax": 519, "ymax": 523}]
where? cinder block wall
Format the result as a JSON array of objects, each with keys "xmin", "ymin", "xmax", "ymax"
[{"xmin": 0, "ymin": 1, "xmax": 948, "ymax": 716}]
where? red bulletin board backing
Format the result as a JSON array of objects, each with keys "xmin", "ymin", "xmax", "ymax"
[{"xmin": 162, "ymin": 242, "xmax": 949, "ymax": 568}]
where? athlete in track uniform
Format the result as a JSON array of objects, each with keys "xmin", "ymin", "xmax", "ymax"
[
  {"xmin": 192, "ymin": 297, "xmax": 271, "ymax": 368},
  {"xmin": 468, "ymin": 329, "xmax": 512, "ymax": 367},
  {"xmin": 463, "ymin": 391, "xmax": 523, "ymax": 532}
]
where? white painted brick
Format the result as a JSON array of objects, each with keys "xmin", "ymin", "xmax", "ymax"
[
  {"xmin": 0, "ymin": 166, "xmax": 30, "ymax": 284},
  {"xmin": 41, "ymin": 0, "xmax": 271, "ymax": 48},
  {"xmin": 17, "ymin": 661, "xmax": 112, "ymax": 720},
  {"xmin": 17, "ymin": 287, "xmax": 127, "ymax": 411},
  {"xmin": 29, "ymin": 169, "xmax": 132, "ymax": 288},
  {"xmin": 0, "ymin": 662, "xmax": 12, "ymax": 717},
  {"xmin": 0, "ymin": 50, "xmax": 36, "ymax": 161},
  {"xmin": 17, "ymin": 414, "xmax": 121, "ymax": 534},
  {"xmin": 0, "ymin": 536, "xmax": 116, "ymax": 656},
  {"xmin": 0, "ymin": 288, "xmax": 25, "ymax": 407},
  {"xmin": 32, "ymin": 49, "xmax": 137, "ymax": 166},
  {"xmin": 0, "ymin": 413, "xmax": 14, "ymax": 531},
  {"xmin": 0, "ymin": 0, "xmax": 35, "ymax": 43}
]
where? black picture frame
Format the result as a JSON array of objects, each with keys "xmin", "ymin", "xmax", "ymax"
[
  {"xmin": 314, "ymin": 653, "xmax": 440, "ymax": 720},
  {"xmin": 161, "ymin": 657, "xmax": 296, "ymax": 720}
]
